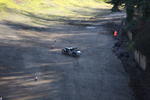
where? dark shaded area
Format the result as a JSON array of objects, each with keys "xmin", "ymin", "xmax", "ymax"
[
  {"xmin": 132, "ymin": 20, "xmax": 150, "ymax": 58},
  {"xmin": 3, "ymin": 21, "xmax": 51, "ymax": 32},
  {"xmin": 0, "ymin": 43, "xmax": 64, "ymax": 100},
  {"xmin": 132, "ymin": 20, "xmax": 150, "ymax": 100},
  {"xmin": 110, "ymin": 20, "xmax": 150, "ymax": 100}
]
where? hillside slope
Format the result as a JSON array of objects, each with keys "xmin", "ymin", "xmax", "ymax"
[{"xmin": 0, "ymin": 0, "xmax": 111, "ymax": 23}]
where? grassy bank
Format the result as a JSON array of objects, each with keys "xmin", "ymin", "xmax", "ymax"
[{"xmin": 0, "ymin": 0, "xmax": 111, "ymax": 25}]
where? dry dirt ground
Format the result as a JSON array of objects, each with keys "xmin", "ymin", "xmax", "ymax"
[{"xmin": 0, "ymin": 12, "xmax": 135, "ymax": 100}]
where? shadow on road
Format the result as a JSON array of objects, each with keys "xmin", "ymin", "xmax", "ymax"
[{"xmin": 0, "ymin": 43, "xmax": 65, "ymax": 100}]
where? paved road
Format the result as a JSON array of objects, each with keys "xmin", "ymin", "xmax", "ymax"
[{"xmin": 0, "ymin": 13, "xmax": 135, "ymax": 100}]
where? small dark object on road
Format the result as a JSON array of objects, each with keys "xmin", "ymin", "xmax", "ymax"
[
  {"xmin": 114, "ymin": 41, "xmax": 123, "ymax": 48},
  {"xmin": 62, "ymin": 47, "xmax": 81, "ymax": 57},
  {"xmin": 0, "ymin": 96, "xmax": 2, "ymax": 100},
  {"xmin": 34, "ymin": 76, "xmax": 38, "ymax": 81}
]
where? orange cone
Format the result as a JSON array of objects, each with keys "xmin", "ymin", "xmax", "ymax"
[{"xmin": 113, "ymin": 31, "xmax": 118, "ymax": 37}]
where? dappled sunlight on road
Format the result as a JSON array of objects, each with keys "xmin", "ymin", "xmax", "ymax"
[
  {"xmin": 0, "ymin": 18, "xmax": 108, "ymax": 100},
  {"xmin": 0, "ymin": 1, "xmax": 133, "ymax": 99},
  {"xmin": 0, "ymin": 63, "xmax": 63, "ymax": 100}
]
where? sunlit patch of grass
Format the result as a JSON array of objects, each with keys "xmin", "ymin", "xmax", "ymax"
[{"xmin": 0, "ymin": 0, "xmax": 111, "ymax": 25}]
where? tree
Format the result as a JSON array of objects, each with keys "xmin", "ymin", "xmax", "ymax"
[
  {"xmin": 109, "ymin": 0, "xmax": 150, "ymax": 21},
  {"xmin": 140, "ymin": 0, "xmax": 150, "ymax": 20},
  {"xmin": 108, "ymin": 0, "xmax": 124, "ymax": 12},
  {"xmin": 125, "ymin": 0, "xmax": 136, "ymax": 22}
]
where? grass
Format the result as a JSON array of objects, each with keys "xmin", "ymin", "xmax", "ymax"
[{"xmin": 0, "ymin": 0, "xmax": 111, "ymax": 26}]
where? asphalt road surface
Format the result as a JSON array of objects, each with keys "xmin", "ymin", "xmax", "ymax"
[{"xmin": 0, "ymin": 13, "xmax": 135, "ymax": 100}]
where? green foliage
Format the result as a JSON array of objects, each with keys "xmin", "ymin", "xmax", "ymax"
[
  {"xmin": 109, "ymin": 0, "xmax": 150, "ymax": 58},
  {"xmin": 140, "ymin": 0, "xmax": 150, "ymax": 19},
  {"xmin": 96, "ymin": 0, "xmax": 110, "ymax": 2},
  {"xmin": 127, "ymin": 41, "xmax": 135, "ymax": 51},
  {"xmin": 108, "ymin": 0, "xmax": 124, "ymax": 12}
]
